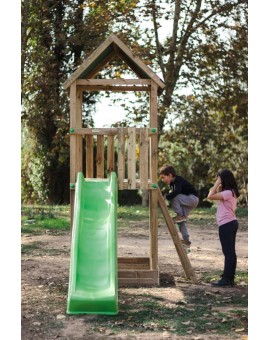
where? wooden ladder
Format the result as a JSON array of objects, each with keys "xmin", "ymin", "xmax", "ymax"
[{"xmin": 158, "ymin": 188, "xmax": 198, "ymax": 284}]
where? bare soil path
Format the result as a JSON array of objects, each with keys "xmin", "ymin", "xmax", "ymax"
[{"xmin": 22, "ymin": 217, "xmax": 248, "ymax": 339}]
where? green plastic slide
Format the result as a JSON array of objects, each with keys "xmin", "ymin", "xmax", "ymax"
[{"xmin": 67, "ymin": 172, "xmax": 118, "ymax": 315}]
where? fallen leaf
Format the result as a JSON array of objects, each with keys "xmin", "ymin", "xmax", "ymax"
[
  {"xmin": 181, "ymin": 321, "xmax": 191, "ymax": 325},
  {"xmin": 56, "ymin": 314, "xmax": 66, "ymax": 320},
  {"xmin": 32, "ymin": 322, "xmax": 41, "ymax": 326},
  {"xmin": 235, "ymin": 328, "xmax": 245, "ymax": 332}
]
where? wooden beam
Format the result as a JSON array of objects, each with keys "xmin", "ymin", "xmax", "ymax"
[
  {"xmin": 77, "ymin": 85, "xmax": 151, "ymax": 92},
  {"xmin": 70, "ymin": 127, "xmax": 157, "ymax": 136},
  {"xmin": 76, "ymin": 79, "xmax": 151, "ymax": 85},
  {"xmin": 127, "ymin": 127, "xmax": 136, "ymax": 189},
  {"xmin": 157, "ymin": 188, "xmax": 198, "ymax": 284},
  {"xmin": 118, "ymin": 277, "xmax": 159, "ymax": 287},
  {"xmin": 119, "ymin": 180, "xmax": 159, "ymax": 190},
  {"xmin": 149, "ymin": 81, "xmax": 159, "ymax": 271},
  {"xmin": 118, "ymin": 257, "xmax": 150, "ymax": 270}
]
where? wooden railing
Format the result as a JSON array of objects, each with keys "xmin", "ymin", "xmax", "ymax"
[{"xmin": 70, "ymin": 127, "xmax": 158, "ymax": 190}]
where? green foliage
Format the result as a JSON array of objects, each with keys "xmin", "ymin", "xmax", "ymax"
[
  {"xmin": 21, "ymin": 0, "xmax": 138, "ymax": 204},
  {"xmin": 21, "ymin": 204, "xmax": 70, "ymax": 234},
  {"xmin": 22, "ymin": 0, "xmax": 248, "ymax": 207}
]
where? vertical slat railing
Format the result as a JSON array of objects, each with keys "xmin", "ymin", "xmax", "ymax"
[
  {"xmin": 117, "ymin": 129, "xmax": 125, "ymax": 189},
  {"xmin": 96, "ymin": 135, "xmax": 104, "ymax": 178},
  {"xmin": 139, "ymin": 128, "xmax": 149, "ymax": 190},
  {"xmin": 127, "ymin": 127, "xmax": 136, "ymax": 189},
  {"xmin": 86, "ymin": 135, "xmax": 94, "ymax": 178},
  {"xmin": 107, "ymin": 135, "xmax": 115, "ymax": 176}
]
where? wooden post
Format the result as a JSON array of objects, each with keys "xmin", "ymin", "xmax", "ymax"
[
  {"xmin": 149, "ymin": 81, "xmax": 158, "ymax": 271},
  {"xmin": 70, "ymin": 83, "xmax": 82, "ymax": 228}
]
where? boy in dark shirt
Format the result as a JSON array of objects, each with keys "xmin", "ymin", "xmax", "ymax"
[{"xmin": 159, "ymin": 164, "xmax": 199, "ymax": 247}]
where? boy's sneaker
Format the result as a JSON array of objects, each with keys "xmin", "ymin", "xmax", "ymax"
[
  {"xmin": 173, "ymin": 215, "xmax": 187, "ymax": 223},
  {"xmin": 181, "ymin": 240, "xmax": 191, "ymax": 248}
]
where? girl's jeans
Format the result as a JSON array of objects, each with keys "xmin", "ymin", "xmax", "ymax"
[{"xmin": 219, "ymin": 220, "xmax": 238, "ymax": 279}]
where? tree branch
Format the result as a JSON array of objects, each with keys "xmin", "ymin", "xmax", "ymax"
[{"xmin": 151, "ymin": 0, "xmax": 166, "ymax": 78}]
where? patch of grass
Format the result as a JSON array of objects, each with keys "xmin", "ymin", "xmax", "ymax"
[
  {"xmin": 21, "ymin": 242, "xmax": 43, "ymax": 255},
  {"xmin": 21, "ymin": 216, "xmax": 70, "ymax": 234},
  {"xmin": 22, "ymin": 205, "xmax": 70, "ymax": 219},
  {"xmin": 118, "ymin": 205, "xmax": 150, "ymax": 221},
  {"xmin": 236, "ymin": 207, "xmax": 248, "ymax": 217},
  {"xmin": 22, "ymin": 205, "xmax": 70, "ymax": 234},
  {"xmin": 21, "ymin": 241, "xmax": 68, "ymax": 256},
  {"xmin": 201, "ymin": 271, "xmax": 248, "ymax": 286}
]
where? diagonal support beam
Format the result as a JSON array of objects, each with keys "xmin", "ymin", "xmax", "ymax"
[{"xmin": 157, "ymin": 188, "xmax": 198, "ymax": 284}]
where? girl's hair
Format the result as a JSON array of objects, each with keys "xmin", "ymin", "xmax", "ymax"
[
  {"xmin": 217, "ymin": 169, "xmax": 240, "ymax": 198},
  {"xmin": 159, "ymin": 164, "xmax": 176, "ymax": 177}
]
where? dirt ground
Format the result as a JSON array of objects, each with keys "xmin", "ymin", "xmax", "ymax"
[{"xmin": 21, "ymin": 217, "xmax": 248, "ymax": 340}]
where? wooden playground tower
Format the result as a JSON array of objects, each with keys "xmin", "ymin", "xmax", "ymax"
[{"xmin": 63, "ymin": 34, "xmax": 198, "ymax": 286}]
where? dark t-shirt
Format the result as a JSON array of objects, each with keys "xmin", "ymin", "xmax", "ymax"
[{"xmin": 166, "ymin": 175, "xmax": 198, "ymax": 201}]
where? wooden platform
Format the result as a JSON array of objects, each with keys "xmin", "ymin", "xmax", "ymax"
[{"xmin": 118, "ymin": 257, "xmax": 159, "ymax": 287}]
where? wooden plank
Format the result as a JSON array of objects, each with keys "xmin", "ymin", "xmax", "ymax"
[
  {"xmin": 121, "ymin": 181, "xmax": 157, "ymax": 190},
  {"xmin": 118, "ymin": 257, "xmax": 150, "ymax": 264},
  {"xmin": 127, "ymin": 127, "xmax": 136, "ymax": 189},
  {"xmin": 139, "ymin": 128, "xmax": 149, "ymax": 190},
  {"xmin": 118, "ymin": 270, "xmax": 158, "ymax": 279},
  {"xmin": 71, "ymin": 127, "xmax": 156, "ymax": 136},
  {"xmin": 118, "ymin": 277, "xmax": 159, "ymax": 287},
  {"xmin": 107, "ymin": 135, "xmax": 115, "ymax": 175},
  {"xmin": 118, "ymin": 257, "xmax": 150, "ymax": 270},
  {"xmin": 157, "ymin": 188, "xmax": 198, "ymax": 284},
  {"xmin": 96, "ymin": 135, "xmax": 104, "ymax": 178},
  {"xmin": 117, "ymin": 129, "xmax": 125, "ymax": 190},
  {"xmin": 86, "ymin": 135, "xmax": 94, "ymax": 178},
  {"xmin": 76, "ymin": 79, "xmax": 151, "ymax": 85},
  {"xmin": 77, "ymin": 85, "xmax": 151, "ymax": 92}
]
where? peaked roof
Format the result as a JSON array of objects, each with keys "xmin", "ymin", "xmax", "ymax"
[{"xmin": 63, "ymin": 34, "xmax": 165, "ymax": 92}]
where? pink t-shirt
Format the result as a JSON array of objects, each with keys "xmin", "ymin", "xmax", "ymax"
[{"xmin": 216, "ymin": 190, "xmax": 237, "ymax": 226}]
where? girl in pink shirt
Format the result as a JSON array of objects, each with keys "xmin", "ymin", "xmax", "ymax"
[{"xmin": 208, "ymin": 169, "xmax": 240, "ymax": 287}]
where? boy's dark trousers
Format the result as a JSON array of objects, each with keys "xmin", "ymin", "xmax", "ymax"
[{"xmin": 218, "ymin": 220, "xmax": 238, "ymax": 280}]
